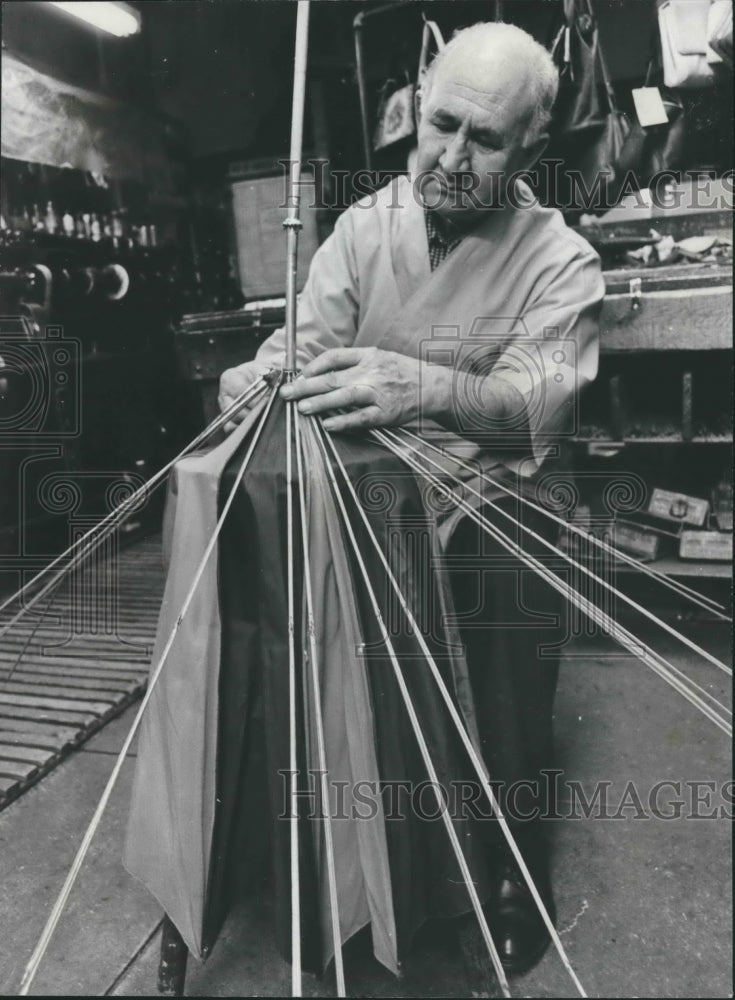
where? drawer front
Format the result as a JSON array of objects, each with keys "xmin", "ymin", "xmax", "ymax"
[{"xmin": 600, "ymin": 284, "xmax": 732, "ymax": 351}]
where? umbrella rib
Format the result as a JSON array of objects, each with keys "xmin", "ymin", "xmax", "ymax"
[
  {"xmin": 285, "ymin": 398, "xmax": 303, "ymax": 998},
  {"xmin": 371, "ymin": 429, "xmax": 731, "ymax": 738},
  {"xmin": 0, "ymin": 374, "xmax": 271, "ymax": 638},
  {"xmin": 1, "ymin": 565, "xmax": 65, "ymax": 686},
  {"xmin": 316, "ymin": 421, "xmax": 588, "ymax": 998},
  {"xmin": 17, "ymin": 376, "xmax": 282, "ymax": 997},
  {"xmin": 294, "ymin": 408, "xmax": 346, "ymax": 997},
  {"xmin": 310, "ymin": 419, "xmax": 514, "ymax": 999},
  {"xmin": 379, "ymin": 429, "xmax": 732, "ymax": 685},
  {"xmin": 378, "ymin": 428, "xmax": 732, "ymax": 721},
  {"xmin": 396, "ymin": 427, "xmax": 729, "ymax": 620}
]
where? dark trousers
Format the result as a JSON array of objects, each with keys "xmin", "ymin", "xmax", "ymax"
[
  {"xmin": 446, "ymin": 493, "xmax": 562, "ymax": 869},
  {"xmin": 208, "ymin": 427, "xmax": 562, "ymax": 959}
]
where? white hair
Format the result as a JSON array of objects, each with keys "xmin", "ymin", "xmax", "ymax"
[{"xmin": 421, "ymin": 22, "xmax": 559, "ymax": 145}]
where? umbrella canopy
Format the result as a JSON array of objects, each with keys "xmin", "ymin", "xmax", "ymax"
[{"xmin": 123, "ymin": 390, "xmax": 489, "ymax": 974}]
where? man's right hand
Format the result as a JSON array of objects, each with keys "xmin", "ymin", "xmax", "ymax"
[{"xmin": 218, "ymin": 360, "xmax": 273, "ymax": 428}]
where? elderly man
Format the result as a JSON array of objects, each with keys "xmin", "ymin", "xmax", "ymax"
[{"xmin": 219, "ymin": 21, "xmax": 604, "ymax": 976}]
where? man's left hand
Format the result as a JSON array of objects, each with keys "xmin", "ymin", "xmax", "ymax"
[{"xmin": 280, "ymin": 347, "xmax": 437, "ymax": 432}]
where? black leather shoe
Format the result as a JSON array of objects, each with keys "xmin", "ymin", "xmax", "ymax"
[{"xmin": 488, "ymin": 854, "xmax": 556, "ymax": 976}]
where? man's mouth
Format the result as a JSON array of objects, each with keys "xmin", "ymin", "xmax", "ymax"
[{"xmin": 422, "ymin": 174, "xmax": 470, "ymax": 200}]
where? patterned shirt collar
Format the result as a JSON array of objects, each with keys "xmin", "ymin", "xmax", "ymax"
[{"xmin": 424, "ymin": 209, "xmax": 465, "ymax": 271}]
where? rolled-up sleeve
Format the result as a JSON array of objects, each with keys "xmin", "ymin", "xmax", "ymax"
[
  {"xmin": 488, "ymin": 248, "xmax": 604, "ymax": 468},
  {"xmin": 255, "ymin": 208, "xmax": 360, "ymax": 369}
]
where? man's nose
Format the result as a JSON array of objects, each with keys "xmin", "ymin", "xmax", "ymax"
[{"xmin": 438, "ymin": 133, "xmax": 471, "ymax": 175}]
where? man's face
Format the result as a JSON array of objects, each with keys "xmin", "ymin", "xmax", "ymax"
[{"xmin": 415, "ymin": 57, "xmax": 540, "ymax": 226}]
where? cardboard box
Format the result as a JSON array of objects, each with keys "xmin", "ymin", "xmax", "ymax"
[
  {"xmin": 679, "ymin": 531, "xmax": 733, "ymax": 562},
  {"xmin": 613, "ymin": 523, "xmax": 661, "ymax": 561},
  {"xmin": 648, "ymin": 488, "xmax": 709, "ymax": 527}
]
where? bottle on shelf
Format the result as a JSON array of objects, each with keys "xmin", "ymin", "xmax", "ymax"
[
  {"xmin": 111, "ymin": 210, "xmax": 124, "ymax": 249},
  {"xmin": 62, "ymin": 211, "xmax": 75, "ymax": 237},
  {"xmin": 44, "ymin": 201, "xmax": 58, "ymax": 235}
]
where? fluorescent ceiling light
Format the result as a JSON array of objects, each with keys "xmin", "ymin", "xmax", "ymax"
[{"xmin": 49, "ymin": 2, "xmax": 141, "ymax": 37}]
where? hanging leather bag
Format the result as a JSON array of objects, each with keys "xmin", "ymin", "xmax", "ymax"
[
  {"xmin": 373, "ymin": 72, "xmax": 416, "ymax": 151},
  {"xmin": 548, "ymin": 0, "xmax": 632, "ymax": 204},
  {"xmin": 572, "ymin": 40, "xmax": 631, "ymax": 189},
  {"xmin": 550, "ymin": 0, "xmax": 611, "ymax": 136},
  {"xmin": 614, "ymin": 58, "xmax": 688, "ymax": 188},
  {"xmin": 372, "ymin": 19, "xmax": 445, "ymax": 152}
]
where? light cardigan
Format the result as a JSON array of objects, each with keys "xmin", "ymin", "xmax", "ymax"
[{"xmin": 255, "ymin": 174, "xmax": 604, "ymax": 484}]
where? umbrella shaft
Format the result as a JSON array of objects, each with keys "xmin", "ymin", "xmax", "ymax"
[{"xmin": 284, "ymin": 1, "xmax": 310, "ymax": 372}]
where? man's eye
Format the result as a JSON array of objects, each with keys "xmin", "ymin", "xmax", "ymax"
[{"xmin": 432, "ymin": 120, "xmax": 454, "ymax": 134}]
